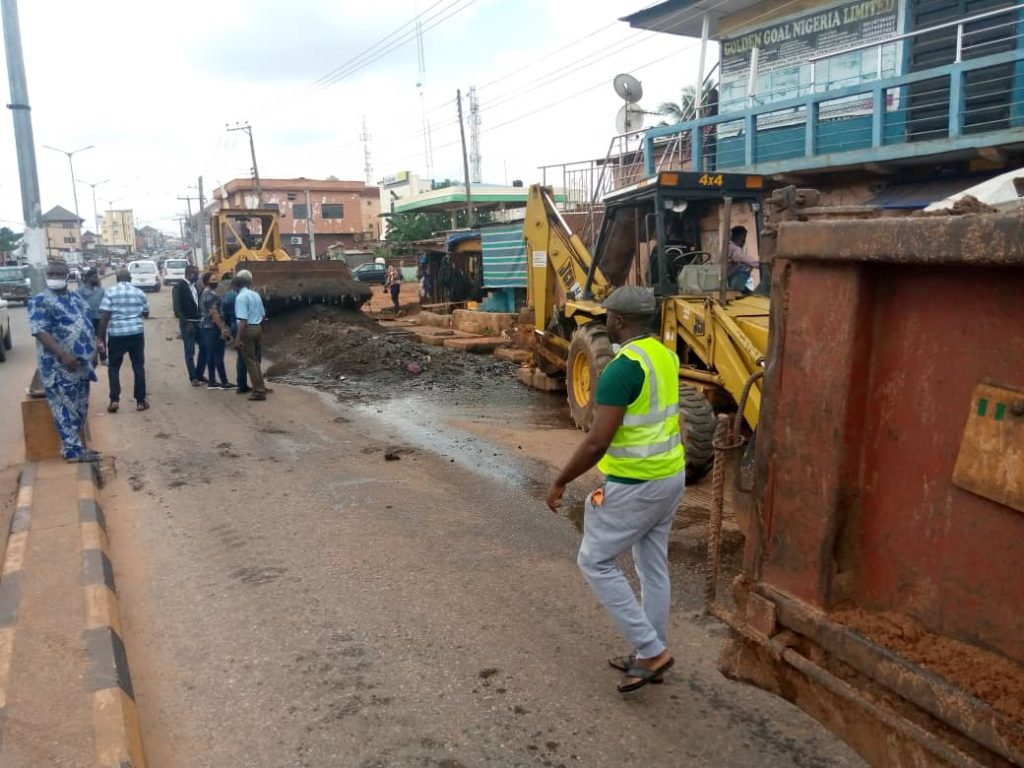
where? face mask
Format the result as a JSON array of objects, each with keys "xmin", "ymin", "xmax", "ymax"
[{"xmin": 46, "ymin": 278, "xmax": 67, "ymax": 290}]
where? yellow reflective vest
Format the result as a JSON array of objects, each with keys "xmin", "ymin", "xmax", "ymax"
[{"xmin": 597, "ymin": 337, "xmax": 685, "ymax": 480}]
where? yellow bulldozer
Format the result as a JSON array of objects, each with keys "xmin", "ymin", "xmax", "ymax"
[
  {"xmin": 523, "ymin": 172, "xmax": 772, "ymax": 480},
  {"xmin": 207, "ymin": 208, "xmax": 371, "ymax": 313}
]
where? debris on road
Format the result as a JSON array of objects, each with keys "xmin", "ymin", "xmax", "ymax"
[{"xmin": 262, "ymin": 305, "xmax": 517, "ymax": 398}]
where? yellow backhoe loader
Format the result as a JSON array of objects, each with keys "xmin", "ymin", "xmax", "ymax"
[
  {"xmin": 208, "ymin": 208, "xmax": 370, "ymax": 313},
  {"xmin": 523, "ymin": 172, "xmax": 772, "ymax": 480}
]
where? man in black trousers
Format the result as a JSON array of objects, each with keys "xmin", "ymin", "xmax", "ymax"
[{"xmin": 171, "ymin": 264, "xmax": 206, "ymax": 385}]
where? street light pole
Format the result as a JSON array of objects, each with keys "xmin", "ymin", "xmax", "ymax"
[
  {"xmin": 1, "ymin": 0, "xmax": 45, "ymax": 286},
  {"xmin": 42, "ymin": 143, "xmax": 93, "ymax": 218},
  {"xmin": 76, "ymin": 177, "xmax": 108, "ymax": 241},
  {"xmin": 226, "ymin": 122, "xmax": 261, "ymax": 207}
]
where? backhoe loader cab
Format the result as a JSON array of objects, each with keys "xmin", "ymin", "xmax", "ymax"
[{"xmin": 586, "ymin": 171, "xmax": 769, "ymax": 300}]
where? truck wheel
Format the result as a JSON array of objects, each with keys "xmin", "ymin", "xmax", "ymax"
[
  {"xmin": 2, "ymin": 322, "xmax": 11, "ymax": 351},
  {"xmin": 567, "ymin": 324, "xmax": 614, "ymax": 431},
  {"xmin": 680, "ymin": 384, "xmax": 716, "ymax": 483}
]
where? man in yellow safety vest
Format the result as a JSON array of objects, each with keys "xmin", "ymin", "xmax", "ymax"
[{"xmin": 547, "ymin": 286, "xmax": 686, "ymax": 694}]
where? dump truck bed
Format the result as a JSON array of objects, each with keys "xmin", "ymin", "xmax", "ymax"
[{"xmin": 720, "ymin": 212, "xmax": 1024, "ymax": 768}]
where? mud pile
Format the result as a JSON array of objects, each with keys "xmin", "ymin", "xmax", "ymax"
[{"xmin": 262, "ymin": 305, "xmax": 516, "ymax": 396}]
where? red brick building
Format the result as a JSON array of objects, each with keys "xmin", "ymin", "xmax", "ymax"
[{"xmin": 214, "ymin": 178, "xmax": 382, "ymax": 257}]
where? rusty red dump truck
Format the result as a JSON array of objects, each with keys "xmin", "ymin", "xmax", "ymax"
[{"xmin": 712, "ymin": 203, "xmax": 1024, "ymax": 768}]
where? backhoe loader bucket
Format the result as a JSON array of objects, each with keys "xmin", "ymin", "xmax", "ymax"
[{"xmin": 244, "ymin": 261, "xmax": 371, "ymax": 315}]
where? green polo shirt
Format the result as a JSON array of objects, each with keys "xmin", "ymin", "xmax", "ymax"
[{"xmin": 595, "ymin": 355, "xmax": 647, "ymax": 484}]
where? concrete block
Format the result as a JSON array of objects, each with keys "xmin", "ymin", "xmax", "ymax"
[
  {"xmin": 418, "ymin": 311, "xmax": 452, "ymax": 329},
  {"xmin": 22, "ymin": 396, "xmax": 63, "ymax": 460},
  {"xmin": 451, "ymin": 309, "xmax": 516, "ymax": 336},
  {"xmin": 516, "ymin": 366, "xmax": 565, "ymax": 392},
  {"xmin": 494, "ymin": 347, "xmax": 529, "ymax": 364},
  {"xmin": 414, "ymin": 329, "xmax": 457, "ymax": 347},
  {"xmin": 442, "ymin": 336, "xmax": 511, "ymax": 354}
]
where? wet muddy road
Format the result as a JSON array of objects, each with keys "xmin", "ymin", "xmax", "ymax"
[{"xmin": 92, "ymin": 292, "xmax": 863, "ymax": 767}]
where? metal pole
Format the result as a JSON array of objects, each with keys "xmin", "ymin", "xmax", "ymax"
[
  {"xmin": 2, "ymin": 0, "xmax": 44, "ymax": 288},
  {"xmin": 718, "ymin": 196, "xmax": 733, "ymax": 305},
  {"xmin": 695, "ymin": 12, "xmax": 710, "ymax": 116},
  {"xmin": 226, "ymin": 122, "xmax": 261, "ymax": 207},
  {"xmin": 456, "ymin": 89, "xmax": 475, "ymax": 227},
  {"xmin": 746, "ymin": 48, "xmax": 760, "ymax": 107},
  {"xmin": 304, "ymin": 189, "xmax": 316, "ymax": 259},
  {"xmin": 246, "ymin": 126, "xmax": 261, "ymax": 206},
  {"xmin": 197, "ymin": 175, "xmax": 207, "ymax": 267}
]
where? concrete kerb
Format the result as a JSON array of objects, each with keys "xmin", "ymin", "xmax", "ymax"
[
  {"xmin": 0, "ymin": 464, "xmax": 36, "ymax": 747},
  {"xmin": 77, "ymin": 462, "xmax": 147, "ymax": 768}
]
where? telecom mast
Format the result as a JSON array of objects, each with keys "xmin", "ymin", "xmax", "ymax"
[
  {"xmin": 415, "ymin": 20, "xmax": 434, "ymax": 179},
  {"xmin": 360, "ymin": 116, "xmax": 373, "ymax": 186},
  {"xmin": 468, "ymin": 85, "xmax": 482, "ymax": 183}
]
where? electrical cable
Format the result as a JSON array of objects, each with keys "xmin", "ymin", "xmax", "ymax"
[{"xmin": 316, "ymin": 0, "xmax": 479, "ymax": 89}]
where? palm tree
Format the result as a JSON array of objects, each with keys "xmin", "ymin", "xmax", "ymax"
[{"xmin": 657, "ymin": 82, "xmax": 718, "ymax": 125}]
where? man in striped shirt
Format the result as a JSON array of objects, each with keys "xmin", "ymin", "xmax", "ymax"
[{"xmin": 98, "ymin": 270, "xmax": 151, "ymax": 412}]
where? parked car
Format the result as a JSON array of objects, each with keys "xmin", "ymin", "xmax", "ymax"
[
  {"xmin": 0, "ymin": 265, "xmax": 30, "ymax": 305},
  {"xmin": 128, "ymin": 260, "xmax": 161, "ymax": 292},
  {"xmin": 0, "ymin": 298, "xmax": 11, "ymax": 363},
  {"xmin": 352, "ymin": 263, "xmax": 387, "ymax": 284},
  {"xmin": 162, "ymin": 258, "xmax": 189, "ymax": 285}
]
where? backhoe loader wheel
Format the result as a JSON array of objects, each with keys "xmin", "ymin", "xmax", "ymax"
[
  {"xmin": 679, "ymin": 384, "xmax": 716, "ymax": 483},
  {"xmin": 567, "ymin": 324, "xmax": 614, "ymax": 431}
]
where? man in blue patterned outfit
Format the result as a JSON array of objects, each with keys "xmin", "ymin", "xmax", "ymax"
[{"xmin": 28, "ymin": 260, "xmax": 100, "ymax": 462}]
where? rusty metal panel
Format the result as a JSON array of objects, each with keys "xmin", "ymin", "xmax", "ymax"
[{"xmin": 953, "ymin": 382, "xmax": 1024, "ymax": 514}]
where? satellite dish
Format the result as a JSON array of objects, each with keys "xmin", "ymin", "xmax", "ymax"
[
  {"xmin": 613, "ymin": 73, "xmax": 643, "ymax": 104},
  {"xmin": 616, "ymin": 103, "xmax": 645, "ymax": 133}
]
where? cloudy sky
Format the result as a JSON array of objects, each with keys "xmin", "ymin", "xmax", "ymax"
[{"xmin": 0, "ymin": 0, "xmax": 715, "ymax": 235}]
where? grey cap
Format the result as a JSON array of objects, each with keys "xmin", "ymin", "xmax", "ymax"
[{"xmin": 601, "ymin": 286, "xmax": 656, "ymax": 314}]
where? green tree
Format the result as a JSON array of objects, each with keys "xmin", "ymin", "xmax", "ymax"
[
  {"xmin": 0, "ymin": 227, "xmax": 22, "ymax": 255},
  {"xmin": 384, "ymin": 211, "xmax": 450, "ymax": 245}
]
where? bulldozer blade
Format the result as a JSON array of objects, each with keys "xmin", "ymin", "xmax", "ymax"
[{"xmin": 244, "ymin": 261, "xmax": 372, "ymax": 314}]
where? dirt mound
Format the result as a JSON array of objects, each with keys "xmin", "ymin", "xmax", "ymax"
[
  {"xmin": 830, "ymin": 607, "xmax": 1024, "ymax": 720},
  {"xmin": 262, "ymin": 305, "xmax": 516, "ymax": 397},
  {"xmin": 912, "ymin": 194, "xmax": 999, "ymax": 217}
]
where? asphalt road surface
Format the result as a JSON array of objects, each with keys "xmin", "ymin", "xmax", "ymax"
[{"xmin": 84, "ymin": 287, "xmax": 863, "ymax": 768}]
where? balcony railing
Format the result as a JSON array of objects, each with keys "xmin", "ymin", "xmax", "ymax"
[{"xmin": 643, "ymin": 6, "xmax": 1024, "ymax": 176}]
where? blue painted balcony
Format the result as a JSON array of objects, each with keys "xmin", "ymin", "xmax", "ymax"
[{"xmin": 642, "ymin": 7, "xmax": 1024, "ymax": 177}]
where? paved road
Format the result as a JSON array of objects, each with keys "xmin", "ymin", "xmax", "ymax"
[{"xmin": 90, "ymin": 288, "xmax": 863, "ymax": 768}]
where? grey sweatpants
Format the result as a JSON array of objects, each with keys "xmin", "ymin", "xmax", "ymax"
[{"xmin": 577, "ymin": 470, "xmax": 686, "ymax": 660}]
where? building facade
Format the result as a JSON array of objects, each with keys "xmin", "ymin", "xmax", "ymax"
[
  {"xmin": 42, "ymin": 206, "xmax": 83, "ymax": 259},
  {"xmin": 622, "ymin": 0, "xmax": 1024, "ymax": 206},
  {"xmin": 214, "ymin": 178, "xmax": 382, "ymax": 258},
  {"xmin": 102, "ymin": 210, "xmax": 137, "ymax": 252}
]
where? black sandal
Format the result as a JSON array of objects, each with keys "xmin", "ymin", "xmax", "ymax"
[
  {"xmin": 609, "ymin": 655, "xmax": 666, "ymax": 684},
  {"xmin": 618, "ymin": 657, "xmax": 675, "ymax": 693}
]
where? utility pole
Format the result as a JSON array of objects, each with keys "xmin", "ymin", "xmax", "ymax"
[
  {"xmin": 42, "ymin": 143, "xmax": 93, "ymax": 219},
  {"xmin": 456, "ymin": 89, "xmax": 475, "ymax": 227},
  {"xmin": 226, "ymin": 122, "xmax": 261, "ymax": 207},
  {"xmin": 304, "ymin": 189, "xmax": 316, "ymax": 260},
  {"xmin": 196, "ymin": 175, "xmax": 207, "ymax": 267},
  {"xmin": 177, "ymin": 194, "xmax": 199, "ymax": 259},
  {"xmin": 2, "ymin": 0, "xmax": 44, "ymax": 287},
  {"xmin": 76, "ymin": 177, "xmax": 108, "ymax": 241}
]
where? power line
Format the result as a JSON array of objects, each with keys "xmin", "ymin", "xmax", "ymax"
[
  {"xmin": 313, "ymin": 0, "xmax": 448, "ymax": 87},
  {"xmin": 315, "ymin": 0, "xmax": 479, "ymax": 89}
]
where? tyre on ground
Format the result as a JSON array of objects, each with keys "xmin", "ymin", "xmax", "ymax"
[
  {"xmin": 566, "ymin": 324, "xmax": 614, "ymax": 431},
  {"xmin": 679, "ymin": 384, "xmax": 716, "ymax": 483}
]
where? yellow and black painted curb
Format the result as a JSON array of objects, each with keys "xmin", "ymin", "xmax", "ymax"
[
  {"xmin": 0, "ymin": 463, "xmax": 35, "ymax": 747},
  {"xmin": 77, "ymin": 462, "xmax": 147, "ymax": 768}
]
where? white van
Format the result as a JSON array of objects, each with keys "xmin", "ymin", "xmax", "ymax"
[
  {"xmin": 163, "ymin": 258, "xmax": 189, "ymax": 285},
  {"xmin": 128, "ymin": 260, "xmax": 160, "ymax": 292}
]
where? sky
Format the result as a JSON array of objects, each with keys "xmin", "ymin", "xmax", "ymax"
[{"xmin": 0, "ymin": 0, "xmax": 716, "ymax": 235}]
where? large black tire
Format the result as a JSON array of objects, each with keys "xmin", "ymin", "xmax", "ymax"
[
  {"xmin": 680, "ymin": 384, "xmax": 716, "ymax": 483},
  {"xmin": 2, "ymin": 322, "xmax": 11, "ymax": 351},
  {"xmin": 567, "ymin": 324, "xmax": 614, "ymax": 431}
]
